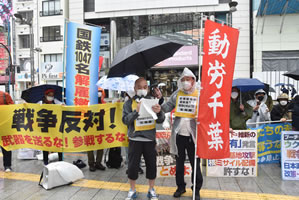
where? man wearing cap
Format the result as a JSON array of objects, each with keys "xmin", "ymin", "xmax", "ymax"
[
  {"xmin": 246, "ymin": 89, "xmax": 271, "ymax": 128},
  {"xmin": 271, "ymin": 93, "xmax": 291, "ymax": 122},
  {"xmin": 38, "ymin": 88, "xmax": 63, "ymax": 165},
  {"xmin": 160, "ymin": 67, "xmax": 202, "ymax": 200}
]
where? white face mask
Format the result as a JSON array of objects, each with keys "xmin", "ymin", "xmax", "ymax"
[
  {"xmin": 136, "ymin": 89, "xmax": 147, "ymax": 97},
  {"xmin": 46, "ymin": 96, "xmax": 54, "ymax": 102},
  {"xmin": 182, "ymin": 81, "xmax": 192, "ymax": 91},
  {"xmin": 98, "ymin": 92, "xmax": 102, "ymax": 97},
  {"xmin": 280, "ymin": 100, "xmax": 288, "ymax": 106},
  {"xmin": 124, "ymin": 96, "xmax": 129, "ymax": 102},
  {"xmin": 231, "ymin": 92, "xmax": 238, "ymax": 99}
]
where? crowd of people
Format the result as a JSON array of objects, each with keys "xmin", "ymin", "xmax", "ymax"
[{"xmin": 1, "ymin": 67, "xmax": 299, "ymax": 200}]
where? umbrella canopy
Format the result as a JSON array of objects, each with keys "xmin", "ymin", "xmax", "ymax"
[
  {"xmin": 107, "ymin": 36, "xmax": 183, "ymax": 78},
  {"xmin": 96, "ymin": 75, "xmax": 139, "ymax": 92},
  {"xmin": 232, "ymin": 78, "xmax": 265, "ymax": 92},
  {"xmin": 264, "ymin": 83, "xmax": 276, "ymax": 93},
  {"xmin": 283, "ymin": 69, "xmax": 299, "ymax": 80},
  {"xmin": 21, "ymin": 84, "xmax": 63, "ymax": 103}
]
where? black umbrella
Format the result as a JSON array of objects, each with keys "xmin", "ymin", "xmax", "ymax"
[
  {"xmin": 107, "ymin": 36, "xmax": 183, "ymax": 78},
  {"xmin": 283, "ymin": 69, "xmax": 299, "ymax": 80},
  {"xmin": 21, "ymin": 84, "xmax": 63, "ymax": 103}
]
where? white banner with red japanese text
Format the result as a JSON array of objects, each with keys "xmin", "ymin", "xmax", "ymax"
[
  {"xmin": 207, "ymin": 130, "xmax": 257, "ymax": 177},
  {"xmin": 0, "ymin": 103, "xmax": 128, "ymax": 152},
  {"xmin": 281, "ymin": 131, "xmax": 299, "ymax": 180},
  {"xmin": 197, "ymin": 20, "xmax": 239, "ymax": 159},
  {"xmin": 156, "ymin": 130, "xmax": 192, "ymax": 177}
]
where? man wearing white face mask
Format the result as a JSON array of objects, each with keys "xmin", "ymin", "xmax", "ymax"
[
  {"xmin": 38, "ymin": 88, "xmax": 63, "ymax": 165},
  {"xmin": 230, "ymin": 87, "xmax": 253, "ymax": 130},
  {"xmin": 247, "ymin": 89, "xmax": 271, "ymax": 128},
  {"xmin": 122, "ymin": 77, "xmax": 165, "ymax": 200},
  {"xmin": 160, "ymin": 67, "xmax": 202, "ymax": 200},
  {"xmin": 271, "ymin": 93, "xmax": 291, "ymax": 122}
]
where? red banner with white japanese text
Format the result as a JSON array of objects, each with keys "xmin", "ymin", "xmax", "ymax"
[{"xmin": 197, "ymin": 20, "xmax": 239, "ymax": 159}]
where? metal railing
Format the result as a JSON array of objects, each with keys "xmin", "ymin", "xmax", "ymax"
[
  {"xmin": 40, "ymin": 35, "xmax": 63, "ymax": 42},
  {"xmin": 39, "ymin": 9, "xmax": 63, "ymax": 17}
]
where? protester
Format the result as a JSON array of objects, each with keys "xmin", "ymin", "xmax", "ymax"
[
  {"xmin": 246, "ymin": 89, "xmax": 271, "ymax": 128},
  {"xmin": 271, "ymin": 93, "xmax": 291, "ymax": 122},
  {"xmin": 38, "ymin": 88, "xmax": 63, "ymax": 165},
  {"xmin": 123, "ymin": 91, "xmax": 144, "ymax": 175},
  {"xmin": 87, "ymin": 88, "xmax": 106, "ymax": 171},
  {"xmin": 0, "ymin": 91, "xmax": 14, "ymax": 172},
  {"xmin": 230, "ymin": 87, "xmax": 253, "ymax": 130},
  {"xmin": 160, "ymin": 67, "xmax": 202, "ymax": 200},
  {"xmin": 288, "ymin": 95, "xmax": 299, "ymax": 131},
  {"xmin": 122, "ymin": 77, "xmax": 165, "ymax": 200}
]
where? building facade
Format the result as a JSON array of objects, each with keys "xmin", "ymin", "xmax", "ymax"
[{"xmin": 13, "ymin": 0, "xmax": 68, "ymax": 101}]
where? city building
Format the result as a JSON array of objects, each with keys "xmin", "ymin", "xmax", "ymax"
[
  {"xmin": 68, "ymin": 0, "xmax": 251, "ymax": 95},
  {"xmin": 13, "ymin": 0, "xmax": 68, "ymax": 102},
  {"xmin": 252, "ymin": 0, "xmax": 299, "ymax": 99}
]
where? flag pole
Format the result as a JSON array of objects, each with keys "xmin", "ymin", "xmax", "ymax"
[{"xmin": 193, "ymin": 12, "xmax": 204, "ymax": 200}]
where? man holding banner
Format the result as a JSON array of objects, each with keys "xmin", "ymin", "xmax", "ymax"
[
  {"xmin": 161, "ymin": 68, "xmax": 202, "ymax": 200},
  {"xmin": 122, "ymin": 77, "xmax": 165, "ymax": 200}
]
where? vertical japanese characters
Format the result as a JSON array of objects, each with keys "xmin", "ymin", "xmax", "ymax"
[{"xmin": 197, "ymin": 20, "xmax": 239, "ymax": 159}]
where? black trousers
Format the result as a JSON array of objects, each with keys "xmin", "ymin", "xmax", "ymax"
[
  {"xmin": 1, "ymin": 147, "xmax": 11, "ymax": 168},
  {"xmin": 43, "ymin": 151, "xmax": 63, "ymax": 165},
  {"xmin": 176, "ymin": 135, "xmax": 203, "ymax": 191},
  {"xmin": 128, "ymin": 140, "xmax": 156, "ymax": 180}
]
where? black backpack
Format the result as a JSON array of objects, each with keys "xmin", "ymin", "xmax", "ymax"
[{"xmin": 105, "ymin": 147, "xmax": 123, "ymax": 169}]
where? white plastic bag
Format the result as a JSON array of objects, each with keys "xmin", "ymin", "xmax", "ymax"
[{"xmin": 39, "ymin": 161, "xmax": 84, "ymax": 190}]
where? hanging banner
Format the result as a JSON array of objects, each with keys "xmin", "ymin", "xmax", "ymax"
[
  {"xmin": 207, "ymin": 130, "xmax": 258, "ymax": 177},
  {"xmin": 0, "ymin": 103, "xmax": 128, "ymax": 152},
  {"xmin": 156, "ymin": 130, "xmax": 192, "ymax": 177},
  {"xmin": 251, "ymin": 123, "xmax": 292, "ymax": 164},
  {"xmin": 197, "ymin": 20, "xmax": 239, "ymax": 159},
  {"xmin": 281, "ymin": 131, "xmax": 299, "ymax": 180},
  {"xmin": 65, "ymin": 22, "xmax": 101, "ymax": 105}
]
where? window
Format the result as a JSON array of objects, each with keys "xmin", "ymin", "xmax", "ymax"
[
  {"xmin": 44, "ymin": 54, "xmax": 62, "ymax": 62},
  {"xmin": 41, "ymin": 26, "xmax": 62, "ymax": 42},
  {"xmin": 41, "ymin": 0, "xmax": 62, "ymax": 16},
  {"xmin": 19, "ymin": 35, "xmax": 30, "ymax": 49},
  {"xmin": 18, "ymin": 11, "xmax": 33, "ymax": 21}
]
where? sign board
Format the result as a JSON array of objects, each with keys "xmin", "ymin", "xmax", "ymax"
[
  {"xmin": 207, "ymin": 130, "xmax": 258, "ymax": 177},
  {"xmin": 281, "ymin": 131, "xmax": 299, "ymax": 180},
  {"xmin": 41, "ymin": 62, "xmax": 63, "ymax": 80}
]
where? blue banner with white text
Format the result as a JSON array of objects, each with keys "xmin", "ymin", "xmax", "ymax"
[{"xmin": 65, "ymin": 22, "xmax": 101, "ymax": 105}]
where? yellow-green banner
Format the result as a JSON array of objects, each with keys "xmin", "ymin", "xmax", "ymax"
[{"xmin": 0, "ymin": 102, "xmax": 128, "ymax": 152}]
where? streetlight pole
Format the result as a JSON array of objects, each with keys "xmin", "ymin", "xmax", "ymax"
[{"xmin": 14, "ymin": 13, "xmax": 34, "ymax": 87}]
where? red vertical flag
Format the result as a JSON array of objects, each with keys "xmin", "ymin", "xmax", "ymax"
[{"xmin": 197, "ymin": 20, "xmax": 239, "ymax": 159}]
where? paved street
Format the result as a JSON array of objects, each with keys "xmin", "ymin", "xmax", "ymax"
[{"xmin": 0, "ymin": 152, "xmax": 299, "ymax": 200}]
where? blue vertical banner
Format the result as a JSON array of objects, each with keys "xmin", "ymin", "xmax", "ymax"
[{"xmin": 65, "ymin": 22, "xmax": 101, "ymax": 105}]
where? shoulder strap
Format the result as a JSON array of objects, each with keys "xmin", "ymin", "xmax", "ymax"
[{"xmin": 38, "ymin": 171, "xmax": 43, "ymax": 186}]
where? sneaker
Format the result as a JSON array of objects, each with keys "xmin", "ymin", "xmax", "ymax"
[
  {"xmin": 147, "ymin": 188, "xmax": 158, "ymax": 200},
  {"xmin": 138, "ymin": 167, "xmax": 144, "ymax": 174},
  {"xmin": 125, "ymin": 189, "xmax": 137, "ymax": 200},
  {"xmin": 4, "ymin": 167, "xmax": 12, "ymax": 172}
]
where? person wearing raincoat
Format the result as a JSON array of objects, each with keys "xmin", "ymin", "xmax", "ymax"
[
  {"xmin": 160, "ymin": 67, "xmax": 202, "ymax": 200},
  {"xmin": 230, "ymin": 87, "xmax": 253, "ymax": 130},
  {"xmin": 246, "ymin": 89, "xmax": 271, "ymax": 128}
]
